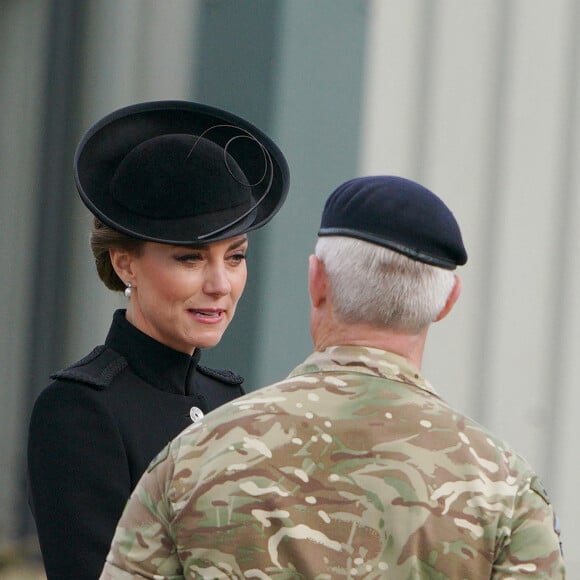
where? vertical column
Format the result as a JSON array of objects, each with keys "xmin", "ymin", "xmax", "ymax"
[
  {"xmin": 190, "ymin": 0, "xmax": 284, "ymax": 382},
  {"xmin": 251, "ymin": 0, "xmax": 369, "ymax": 387},
  {"xmin": 15, "ymin": 0, "xmax": 89, "ymax": 542},
  {"xmin": 193, "ymin": 1, "xmax": 369, "ymax": 389},
  {"xmin": 546, "ymin": 0, "xmax": 580, "ymax": 564},
  {"xmin": 0, "ymin": 0, "xmax": 50, "ymax": 546}
]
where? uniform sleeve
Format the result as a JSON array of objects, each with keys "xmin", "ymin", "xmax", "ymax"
[
  {"xmin": 27, "ymin": 382, "xmax": 131, "ymax": 580},
  {"xmin": 100, "ymin": 443, "xmax": 180, "ymax": 580},
  {"xmin": 492, "ymin": 475, "xmax": 565, "ymax": 578}
]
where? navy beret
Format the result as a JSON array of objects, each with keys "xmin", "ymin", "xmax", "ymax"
[{"xmin": 318, "ymin": 175, "xmax": 467, "ymax": 269}]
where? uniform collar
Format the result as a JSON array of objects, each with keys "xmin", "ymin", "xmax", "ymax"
[
  {"xmin": 289, "ymin": 345, "xmax": 439, "ymax": 398},
  {"xmin": 105, "ymin": 309, "xmax": 201, "ymax": 396}
]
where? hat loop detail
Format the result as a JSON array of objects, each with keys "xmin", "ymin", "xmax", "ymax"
[{"xmin": 188, "ymin": 124, "xmax": 275, "ymax": 240}]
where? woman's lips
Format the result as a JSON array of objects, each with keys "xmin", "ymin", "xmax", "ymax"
[{"xmin": 188, "ymin": 308, "xmax": 225, "ymax": 323}]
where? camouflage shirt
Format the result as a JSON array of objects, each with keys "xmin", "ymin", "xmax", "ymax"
[{"xmin": 101, "ymin": 346, "xmax": 565, "ymax": 579}]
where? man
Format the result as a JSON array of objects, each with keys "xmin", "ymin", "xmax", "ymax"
[{"xmin": 101, "ymin": 176, "xmax": 565, "ymax": 578}]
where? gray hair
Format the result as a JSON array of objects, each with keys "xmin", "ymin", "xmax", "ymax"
[{"xmin": 315, "ymin": 236, "xmax": 456, "ymax": 333}]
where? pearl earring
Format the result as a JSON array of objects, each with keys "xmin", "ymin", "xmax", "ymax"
[{"xmin": 124, "ymin": 282, "xmax": 132, "ymax": 298}]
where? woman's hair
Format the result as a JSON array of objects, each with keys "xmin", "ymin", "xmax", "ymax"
[
  {"xmin": 90, "ymin": 218, "xmax": 144, "ymax": 291},
  {"xmin": 315, "ymin": 236, "xmax": 456, "ymax": 333}
]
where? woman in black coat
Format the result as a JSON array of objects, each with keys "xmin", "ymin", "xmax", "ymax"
[{"xmin": 27, "ymin": 101, "xmax": 289, "ymax": 580}]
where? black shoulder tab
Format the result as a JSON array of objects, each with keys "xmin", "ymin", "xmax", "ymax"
[
  {"xmin": 197, "ymin": 365, "xmax": 244, "ymax": 386},
  {"xmin": 51, "ymin": 346, "xmax": 128, "ymax": 390}
]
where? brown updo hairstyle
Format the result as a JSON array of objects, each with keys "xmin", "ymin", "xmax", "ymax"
[{"xmin": 90, "ymin": 217, "xmax": 145, "ymax": 291}]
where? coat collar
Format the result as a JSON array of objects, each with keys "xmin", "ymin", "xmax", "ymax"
[{"xmin": 105, "ymin": 309, "xmax": 201, "ymax": 396}]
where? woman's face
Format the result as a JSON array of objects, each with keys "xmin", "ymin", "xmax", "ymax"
[{"xmin": 118, "ymin": 235, "xmax": 248, "ymax": 354}]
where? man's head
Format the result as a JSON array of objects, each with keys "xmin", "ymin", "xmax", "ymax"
[{"xmin": 309, "ymin": 176, "xmax": 466, "ymax": 348}]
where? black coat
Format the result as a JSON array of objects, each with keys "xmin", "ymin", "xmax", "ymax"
[{"xmin": 27, "ymin": 310, "xmax": 244, "ymax": 580}]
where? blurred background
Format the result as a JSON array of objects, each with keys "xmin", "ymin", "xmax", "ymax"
[{"xmin": 1, "ymin": 0, "xmax": 578, "ymax": 577}]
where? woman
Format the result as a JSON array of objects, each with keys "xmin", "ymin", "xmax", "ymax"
[{"xmin": 27, "ymin": 100, "xmax": 289, "ymax": 579}]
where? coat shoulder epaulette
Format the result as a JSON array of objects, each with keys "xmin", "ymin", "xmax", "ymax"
[
  {"xmin": 196, "ymin": 364, "xmax": 244, "ymax": 386},
  {"xmin": 50, "ymin": 346, "xmax": 128, "ymax": 390}
]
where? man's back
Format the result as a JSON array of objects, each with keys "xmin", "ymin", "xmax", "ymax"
[{"xmin": 102, "ymin": 346, "xmax": 564, "ymax": 579}]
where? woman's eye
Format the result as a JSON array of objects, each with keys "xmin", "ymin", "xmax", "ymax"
[
  {"xmin": 229, "ymin": 252, "xmax": 246, "ymax": 264},
  {"xmin": 176, "ymin": 253, "xmax": 203, "ymax": 263}
]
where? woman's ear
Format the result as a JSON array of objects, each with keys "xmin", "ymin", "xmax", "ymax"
[
  {"xmin": 435, "ymin": 274, "xmax": 462, "ymax": 322},
  {"xmin": 109, "ymin": 248, "xmax": 134, "ymax": 286}
]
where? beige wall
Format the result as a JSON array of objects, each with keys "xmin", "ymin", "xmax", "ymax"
[{"xmin": 362, "ymin": 0, "xmax": 579, "ymax": 572}]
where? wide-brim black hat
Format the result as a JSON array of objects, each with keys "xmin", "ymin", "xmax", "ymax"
[{"xmin": 74, "ymin": 100, "xmax": 290, "ymax": 244}]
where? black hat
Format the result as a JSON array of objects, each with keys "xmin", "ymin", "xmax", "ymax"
[
  {"xmin": 74, "ymin": 100, "xmax": 290, "ymax": 244},
  {"xmin": 318, "ymin": 175, "xmax": 467, "ymax": 269}
]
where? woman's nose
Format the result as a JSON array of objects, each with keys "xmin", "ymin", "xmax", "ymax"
[{"xmin": 203, "ymin": 264, "xmax": 231, "ymax": 295}]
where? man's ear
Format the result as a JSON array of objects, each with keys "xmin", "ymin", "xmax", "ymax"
[
  {"xmin": 109, "ymin": 248, "xmax": 135, "ymax": 287},
  {"xmin": 435, "ymin": 274, "xmax": 462, "ymax": 322},
  {"xmin": 308, "ymin": 255, "xmax": 327, "ymax": 308}
]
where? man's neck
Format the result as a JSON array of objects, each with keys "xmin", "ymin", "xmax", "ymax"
[{"xmin": 312, "ymin": 318, "xmax": 428, "ymax": 370}]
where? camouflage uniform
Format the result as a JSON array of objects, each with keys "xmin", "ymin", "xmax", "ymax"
[{"xmin": 101, "ymin": 346, "xmax": 565, "ymax": 579}]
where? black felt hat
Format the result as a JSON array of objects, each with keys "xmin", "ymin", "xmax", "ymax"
[
  {"xmin": 318, "ymin": 175, "xmax": 467, "ymax": 269},
  {"xmin": 74, "ymin": 100, "xmax": 290, "ymax": 244}
]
